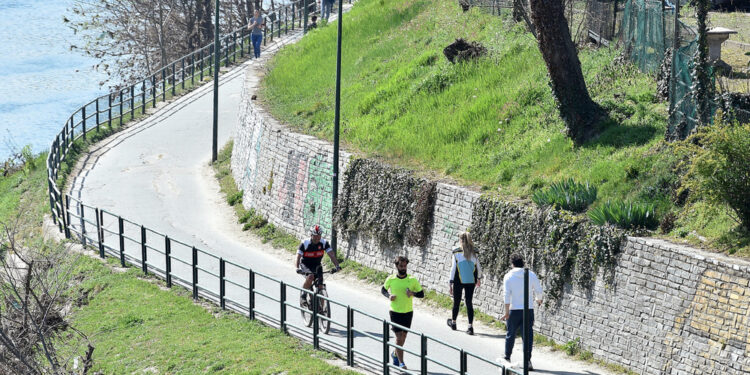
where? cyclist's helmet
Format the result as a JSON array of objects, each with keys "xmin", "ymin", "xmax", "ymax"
[{"xmin": 309, "ymin": 225, "xmax": 323, "ymax": 236}]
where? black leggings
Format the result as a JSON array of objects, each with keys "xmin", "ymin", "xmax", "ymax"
[{"xmin": 452, "ymin": 283, "xmax": 476, "ymax": 323}]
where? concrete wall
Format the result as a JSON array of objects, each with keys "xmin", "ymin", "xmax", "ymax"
[{"xmin": 232, "ymin": 72, "xmax": 750, "ymax": 374}]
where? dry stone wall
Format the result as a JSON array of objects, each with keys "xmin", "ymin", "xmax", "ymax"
[{"xmin": 232, "ymin": 72, "xmax": 750, "ymax": 374}]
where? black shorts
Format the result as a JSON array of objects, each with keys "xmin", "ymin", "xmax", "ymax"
[
  {"xmin": 299, "ymin": 263, "xmax": 323, "ymax": 282},
  {"xmin": 389, "ymin": 311, "xmax": 414, "ymax": 333}
]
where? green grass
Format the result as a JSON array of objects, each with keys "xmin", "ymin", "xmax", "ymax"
[
  {"xmin": 261, "ymin": 0, "xmax": 749, "ymax": 256},
  {"xmin": 69, "ymin": 255, "xmax": 358, "ymax": 374},
  {"xmin": 0, "ymin": 153, "xmax": 48, "ymax": 226}
]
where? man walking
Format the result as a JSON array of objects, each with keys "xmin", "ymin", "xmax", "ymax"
[
  {"xmin": 321, "ymin": 0, "xmax": 334, "ymax": 21},
  {"xmin": 501, "ymin": 253, "xmax": 543, "ymax": 370},
  {"xmin": 381, "ymin": 255, "xmax": 424, "ymax": 370}
]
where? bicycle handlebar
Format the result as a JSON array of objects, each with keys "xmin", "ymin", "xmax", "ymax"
[{"xmin": 296, "ymin": 268, "xmax": 339, "ymax": 275}]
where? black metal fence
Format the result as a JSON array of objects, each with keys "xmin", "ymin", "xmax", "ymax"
[{"xmin": 44, "ymin": 0, "xmax": 522, "ymax": 373}]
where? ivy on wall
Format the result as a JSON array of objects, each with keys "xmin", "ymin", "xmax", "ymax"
[
  {"xmin": 335, "ymin": 159, "xmax": 436, "ymax": 247},
  {"xmin": 471, "ymin": 197, "xmax": 625, "ymax": 304}
]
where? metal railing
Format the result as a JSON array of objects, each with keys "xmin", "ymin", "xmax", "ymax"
[
  {"xmin": 61, "ymin": 196, "xmax": 517, "ymax": 374},
  {"xmin": 44, "ymin": 0, "xmax": 520, "ymax": 373}
]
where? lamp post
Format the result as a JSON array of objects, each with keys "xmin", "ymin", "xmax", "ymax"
[
  {"xmin": 331, "ymin": 0, "xmax": 343, "ymax": 253},
  {"xmin": 212, "ymin": 0, "xmax": 220, "ymax": 163}
]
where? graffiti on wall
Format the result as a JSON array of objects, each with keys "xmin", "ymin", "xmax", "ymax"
[
  {"xmin": 241, "ymin": 124, "xmax": 264, "ymax": 206},
  {"xmin": 278, "ymin": 150, "xmax": 308, "ymax": 225},
  {"xmin": 663, "ymin": 269, "xmax": 750, "ymax": 372},
  {"xmin": 303, "ymin": 155, "xmax": 333, "ymax": 236}
]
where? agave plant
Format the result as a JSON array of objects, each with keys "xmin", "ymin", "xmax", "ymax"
[
  {"xmin": 531, "ymin": 178, "xmax": 597, "ymax": 213},
  {"xmin": 588, "ymin": 200, "xmax": 658, "ymax": 230}
]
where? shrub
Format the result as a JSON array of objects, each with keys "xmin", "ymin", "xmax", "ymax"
[
  {"xmin": 588, "ymin": 200, "xmax": 658, "ymax": 230},
  {"xmin": 227, "ymin": 191, "xmax": 243, "ymax": 206},
  {"xmin": 677, "ymin": 121, "xmax": 750, "ymax": 231},
  {"xmin": 531, "ymin": 179, "xmax": 597, "ymax": 213}
]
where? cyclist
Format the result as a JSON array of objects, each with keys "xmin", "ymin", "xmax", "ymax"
[{"xmin": 296, "ymin": 224, "xmax": 341, "ymax": 305}]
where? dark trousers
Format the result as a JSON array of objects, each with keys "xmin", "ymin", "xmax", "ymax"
[
  {"xmin": 504, "ymin": 309, "xmax": 534, "ymax": 361},
  {"xmin": 251, "ymin": 34, "xmax": 263, "ymax": 58},
  {"xmin": 451, "ymin": 283, "xmax": 476, "ymax": 323}
]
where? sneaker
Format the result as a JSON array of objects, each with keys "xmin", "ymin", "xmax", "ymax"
[
  {"xmin": 497, "ymin": 357, "xmax": 512, "ymax": 368},
  {"xmin": 399, "ymin": 362, "xmax": 407, "ymax": 370},
  {"xmin": 446, "ymin": 319, "xmax": 457, "ymax": 330},
  {"xmin": 299, "ymin": 295, "xmax": 307, "ymax": 307},
  {"xmin": 391, "ymin": 351, "xmax": 400, "ymax": 366},
  {"xmin": 467, "ymin": 326, "xmax": 474, "ymax": 335},
  {"xmin": 527, "ymin": 361, "xmax": 534, "ymax": 371}
]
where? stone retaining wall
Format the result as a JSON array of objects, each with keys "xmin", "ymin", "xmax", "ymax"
[{"xmin": 231, "ymin": 72, "xmax": 750, "ymax": 374}]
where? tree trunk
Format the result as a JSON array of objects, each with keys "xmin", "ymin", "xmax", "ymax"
[
  {"xmin": 529, "ymin": 0, "xmax": 603, "ymax": 144},
  {"xmin": 200, "ymin": 0, "xmax": 214, "ymax": 45}
]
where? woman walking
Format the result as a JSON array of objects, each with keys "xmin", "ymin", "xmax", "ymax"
[
  {"xmin": 447, "ymin": 232, "xmax": 482, "ymax": 335},
  {"xmin": 247, "ymin": 10, "xmax": 265, "ymax": 58}
]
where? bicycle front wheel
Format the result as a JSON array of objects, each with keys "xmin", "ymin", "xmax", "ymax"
[
  {"xmin": 300, "ymin": 292, "xmax": 313, "ymax": 327},
  {"xmin": 318, "ymin": 288, "xmax": 331, "ymax": 334}
]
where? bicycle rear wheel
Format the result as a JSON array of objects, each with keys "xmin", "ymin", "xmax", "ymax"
[{"xmin": 318, "ymin": 288, "xmax": 331, "ymax": 334}]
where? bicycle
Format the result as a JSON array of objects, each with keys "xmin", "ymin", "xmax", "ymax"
[{"xmin": 296, "ymin": 266, "xmax": 335, "ymax": 334}]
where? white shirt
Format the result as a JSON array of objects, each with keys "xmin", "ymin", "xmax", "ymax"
[{"xmin": 503, "ymin": 267, "xmax": 543, "ymax": 310}]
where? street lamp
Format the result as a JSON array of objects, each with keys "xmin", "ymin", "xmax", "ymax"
[
  {"xmin": 212, "ymin": 0, "xmax": 220, "ymax": 163},
  {"xmin": 331, "ymin": 0, "xmax": 343, "ymax": 253}
]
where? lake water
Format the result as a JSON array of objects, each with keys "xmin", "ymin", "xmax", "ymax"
[{"xmin": 0, "ymin": 0, "xmax": 105, "ymax": 161}]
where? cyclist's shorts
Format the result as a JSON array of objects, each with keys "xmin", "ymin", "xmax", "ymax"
[
  {"xmin": 300, "ymin": 263, "xmax": 323, "ymax": 281},
  {"xmin": 389, "ymin": 311, "xmax": 413, "ymax": 333}
]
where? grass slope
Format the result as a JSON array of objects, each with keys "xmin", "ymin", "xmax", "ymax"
[
  {"xmin": 261, "ymin": 0, "xmax": 747, "ymax": 255},
  {"xmin": 71, "ymin": 256, "xmax": 357, "ymax": 374}
]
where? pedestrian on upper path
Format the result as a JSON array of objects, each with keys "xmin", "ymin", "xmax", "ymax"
[
  {"xmin": 446, "ymin": 231, "xmax": 482, "ymax": 335},
  {"xmin": 248, "ymin": 10, "xmax": 265, "ymax": 59},
  {"xmin": 500, "ymin": 253, "xmax": 543, "ymax": 371},
  {"xmin": 381, "ymin": 255, "xmax": 424, "ymax": 370},
  {"xmin": 321, "ymin": 0, "xmax": 335, "ymax": 21}
]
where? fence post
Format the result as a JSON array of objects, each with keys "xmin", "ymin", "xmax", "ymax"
[
  {"xmin": 82, "ymin": 106, "xmax": 87, "ymax": 141},
  {"xmin": 64, "ymin": 195, "xmax": 71, "ymax": 239},
  {"xmin": 192, "ymin": 246, "xmax": 199, "ymax": 300},
  {"xmin": 152, "ymin": 75, "xmax": 157, "ymax": 108},
  {"xmin": 270, "ymin": 22, "xmax": 274, "ymax": 43},
  {"xmin": 171, "ymin": 62, "xmax": 176, "ymax": 97},
  {"xmin": 119, "ymin": 90, "xmax": 123, "ymax": 126},
  {"xmin": 191, "ymin": 54, "xmax": 196, "ymax": 85},
  {"xmin": 420, "ymin": 334, "xmax": 427, "ymax": 375},
  {"xmin": 280, "ymin": 281, "xmax": 286, "ymax": 332},
  {"xmin": 200, "ymin": 50, "xmax": 204, "ymax": 81},
  {"xmin": 312, "ymin": 292, "xmax": 320, "ymax": 349},
  {"xmin": 95, "ymin": 208, "xmax": 104, "ymax": 258},
  {"xmin": 130, "ymin": 85, "xmax": 135, "ymax": 119},
  {"xmin": 347, "ymin": 306, "xmax": 354, "ymax": 366},
  {"xmin": 162, "ymin": 69, "xmax": 166, "ymax": 101},
  {"xmin": 142, "ymin": 80, "xmax": 146, "ymax": 114},
  {"xmin": 181, "ymin": 58, "xmax": 186, "ymax": 90},
  {"xmin": 292, "ymin": 3, "xmax": 296, "ymax": 30},
  {"xmin": 382, "ymin": 320, "xmax": 390, "ymax": 375},
  {"xmin": 95, "ymin": 99, "xmax": 100, "ymax": 132},
  {"xmin": 118, "ymin": 216, "xmax": 125, "ymax": 267},
  {"xmin": 523, "ymin": 268, "xmax": 530, "ymax": 375},
  {"xmin": 209, "ymin": 45, "xmax": 213, "ymax": 75},
  {"xmin": 460, "ymin": 350, "xmax": 467, "ymax": 375},
  {"xmin": 108, "ymin": 94, "xmax": 112, "ymax": 127},
  {"xmin": 79, "ymin": 204, "xmax": 87, "ymax": 247},
  {"xmin": 141, "ymin": 225, "xmax": 148, "ymax": 275},
  {"xmin": 249, "ymin": 269, "xmax": 255, "ymax": 320},
  {"xmin": 165, "ymin": 236, "xmax": 172, "ymax": 287},
  {"xmin": 613, "ymin": 0, "xmax": 620, "ymax": 41},
  {"xmin": 220, "ymin": 259, "xmax": 226, "ymax": 310}
]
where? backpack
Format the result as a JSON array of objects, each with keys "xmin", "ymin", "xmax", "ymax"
[{"xmin": 455, "ymin": 253, "xmax": 475, "ymax": 284}]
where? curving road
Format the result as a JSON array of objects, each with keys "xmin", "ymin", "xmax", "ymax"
[{"xmin": 65, "ymin": 8, "xmax": 616, "ymax": 375}]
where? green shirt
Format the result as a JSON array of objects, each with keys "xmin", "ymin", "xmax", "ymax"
[{"xmin": 383, "ymin": 274, "xmax": 423, "ymax": 313}]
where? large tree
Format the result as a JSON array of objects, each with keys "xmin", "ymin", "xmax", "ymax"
[{"xmin": 528, "ymin": 0, "xmax": 603, "ymax": 144}]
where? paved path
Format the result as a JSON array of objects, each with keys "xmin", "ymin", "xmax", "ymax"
[{"xmin": 66, "ymin": 9, "xmax": 616, "ymax": 375}]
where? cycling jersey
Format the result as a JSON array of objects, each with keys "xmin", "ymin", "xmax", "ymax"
[{"xmin": 298, "ymin": 239, "xmax": 333, "ymax": 268}]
